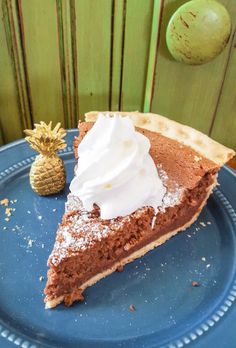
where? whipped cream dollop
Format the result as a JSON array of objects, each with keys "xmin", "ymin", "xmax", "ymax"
[{"xmin": 70, "ymin": 114, "xmax": 166, "ymax": 219}]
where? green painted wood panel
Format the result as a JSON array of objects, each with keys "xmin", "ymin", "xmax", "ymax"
[
  {"xmin": 120, "ymin": 0, "xmax": 153, "ymax": 111},
  {"xmin": 3, "ymin": 0, "xmax": 32, "ymax": 131},
  {"xmin": 110, "ymin": 0, "xmax": 124, "ymax": 110},
  {"xmin": 57, "ymin": 0, "xmax": 78, "ymax": 128},
  {"xmin": 0, "ymin": 128, "xmax": 3, "ymax": 146},
  {"xmin": 0, "ymin": 0, "xmax": 235, "ymax": 148},
  {"xmin": 20, "ymin": 0, "xmax": 65, "ymax": 126},
  {"xmin": 75, "ymin": 0, "xmax": 112, "ymax": 119},
  {"xmin": 211, "ymin": 28, "xmax": 236, "ymax": 149},
  {"xmin": 151, "ymin": 0, "xmax": 236, "ymax": 135},
  {"xmin": 143, "ymin": 0, "xmax": 163, "ymax": 112},
  {"xmin": 0, "ymin": 1, "xmax": 24, "ymax": 143}
]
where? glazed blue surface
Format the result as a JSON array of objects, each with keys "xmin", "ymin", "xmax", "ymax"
[{"xmin": 0, "ymin": 130, "xmax": 236, "ymax": 348}]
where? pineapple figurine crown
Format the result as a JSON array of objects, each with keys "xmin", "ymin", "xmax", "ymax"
[
  {"xmin": 24, "ymin": 121, "xmax": 67, "ymax": 156},
  {"xmin": 24, "ymin": 121, "xmax": 67, "ymax": 196}
]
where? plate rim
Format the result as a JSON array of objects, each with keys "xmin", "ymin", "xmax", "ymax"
[{"xmin": 0, "ymin": 135, "xmax": 236, "ymax": 348}]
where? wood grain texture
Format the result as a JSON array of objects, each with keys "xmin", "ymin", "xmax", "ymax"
[
  {"xmin": 20, "ymin": 0, "xmax": 65, "ymax": 126},
  {"xmin": 120, "ymin": 0, "xmax": 153, "ymax": 111},
  {"xmin": 57, "ymin": 0, "xmax": 78, "ymax": 128},
  {"xmin": 75, "ymin": 0, "xmax": 111, "ymax": 119},
  {"xmin": 0, "ymin": 0, "xmax": 235, "ymax": 147},
  {"xmin": 151, "ymin": 0, "xmax": 236, "ymax": 135},
  {"xmin": 143, "ymin": 0, "xmax": 163, "ymax": 112},
  {"xmin": 0, "ymin": 128, "xmax": 3, "ymax": 146},
  {"xmin": 211, "ymin": 28, "xmax": 236, "ymax": 150},
  {"xmin": 3, "ymin": 0, "xmax": 32, "ymax": 130},
  {"xmin": 0, "ymin": 0, "xmax": 28, "ymax": 142},
  {"xmin": 110, "ymin": 0, "xmax": 124, "ymax": 110}
]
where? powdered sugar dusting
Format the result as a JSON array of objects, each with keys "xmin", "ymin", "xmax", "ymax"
[
  {"xmin": 157, "ymin": 165, "xmax": 184, "ymax": 212},
  {"xmin": 51, "ymin": 194, "xmax": 125, "ymax": 265},
  {"xmin": 161, "ymin": 187, "xmax": 183, "ymax": 211},
  {"xmin": 50, "ymin": 211, "xmax": 110, "ymax": 265},
  {"xmin": 50, "ymin": 167, "xmax": 184, "ymax": 265}
]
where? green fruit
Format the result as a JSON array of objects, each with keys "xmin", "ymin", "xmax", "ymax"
[{"xmin": 166, "ymin": 0, "xmax": 231, "ymax": 65}]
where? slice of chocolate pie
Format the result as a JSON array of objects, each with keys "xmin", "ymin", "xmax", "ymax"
[{"xmin": 44, "ymin": 112, "xmax": 235, "ymax": 308}]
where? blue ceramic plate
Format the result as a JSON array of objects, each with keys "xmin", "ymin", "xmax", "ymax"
[{"xmin": 0, "ymin": 130, "xmax": 236, "ymax": 348}]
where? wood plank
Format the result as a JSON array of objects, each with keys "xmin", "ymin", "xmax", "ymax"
[
  {"xmin": 20, "ymin": 0, "xmax": 65, "ymax": 126},
  {"xmin": 74, "ymin": 0, "xmax": 111, "ymax": 119},
  {"xmin": 0, "ymin": 125, "xmax": 4, "ymax": 145},
  {"xmin": 110, "ymin": 0, "xmax": 124, "ymax": 110},
  {"xmin": 120, "ymin": 0, "xmax": 153, "ymax": 111},
  {"xmin": 151, "ymin": 0, "xmax": 235, "ymax": 134},
  {"xmin": 211, "ymin": 28, "xmax": 236, "ymax": 149},
  {"xmin": 0, "ymin": 0, "xmax": 25, "ymax": 143},
  {"xmin": 143, "ymin": 0, "xmax": 163, "ymax": 112},
  {"xmin": 57, "ymin": 0, "xmax": 78, "ymax": 128},
  {"xmin": 3, "ymin": 0, "xmax": 32, "ymax": 130}
]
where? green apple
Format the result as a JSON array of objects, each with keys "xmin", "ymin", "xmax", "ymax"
[{"xmin": 166, "ymin": 0, "xmax": 231, "ymax": 65}]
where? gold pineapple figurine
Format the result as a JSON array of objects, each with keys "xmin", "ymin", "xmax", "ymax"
[{"xmin": 24, "ymin": 122, "xmax": 67, "ymax": 196}]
